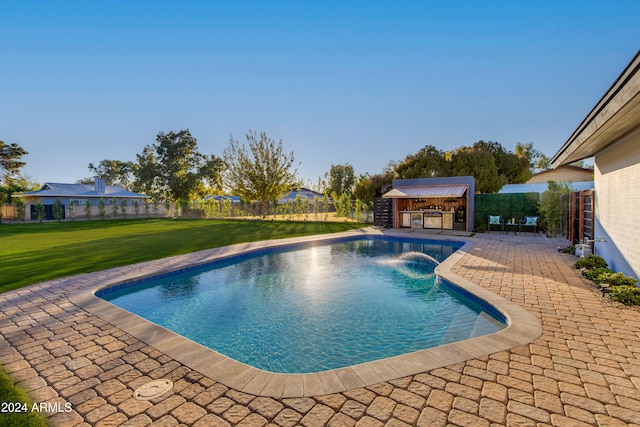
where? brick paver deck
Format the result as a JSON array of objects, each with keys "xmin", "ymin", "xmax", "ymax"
[{"xmin": 2, "ymin": 230, "xmax": 640, "ymax": 426}]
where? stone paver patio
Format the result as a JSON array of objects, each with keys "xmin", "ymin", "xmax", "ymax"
[{"xmin": 1, "ymin": 229, "xmax": 640, "ymax": 426}]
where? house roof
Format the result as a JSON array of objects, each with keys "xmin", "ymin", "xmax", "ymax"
[
  {"xmin": 552, "ymin": 51, "xmax": 640, "ymax": 167},
  {"xmin": 382, "ymin": 184, "xmax": 467, "ymax": 199},
  {"xmin": 203, "ymin": 195, "xmax": 241, "ymax": 203},
  {"xmin": 526, "ymin": 165, "xmax": 594, "ymax": 183},
  {"xmin": 16, "ymin": 182, "xmax": 149, "ymax": 199},
  {"xmin": 278, "ymin": 188, "xmax": 326, "ymax": 203}
]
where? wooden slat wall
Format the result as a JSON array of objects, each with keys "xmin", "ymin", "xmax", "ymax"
[
  {"xmin": 373, "ymin": 198, "xmax": 393, "ymax": 228},
  {"xmin": 567, "ymin": 189, "xmax": 595, "ymax": 245}
]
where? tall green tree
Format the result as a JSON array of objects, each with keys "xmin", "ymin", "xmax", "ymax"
[
  {"xmin": 449, "ymin": 147, "xmax": 504, "ymax": 193},
  {"xmin": 326, "ymin": 163, "xmax": 355, "ymax": 196},
  {"xmin": 516, "ymin": 142, "xmax": 552, "ymax": 171},
  {"xmin": 535, "ymin": 154, "xmax": 552, "ymax": 170},
  {"xmin": 515, "ymin": 142, "xmax": 538, "ymax": 164},
  {"xmin": 88, "ymin": 160, "xmax": 136, "ymax": 190},
  {"xmin": 0, "ymin": 176, "xmax": 39, "ymax": 204},
  {"xmin": 472, "ymin": 140, "xmax": 531, "ymax": 184},
  {"xmin": 0, "ymin": 140, "xmax": 28, "ymax": 184},
  {"xmin": 395, "ymin": 145, "xmax": 448, "ymax": 179},
  {"xmin": 223, "ymin": 130, "xmax": 297, "ymax": 217},
  {"xmin": 133, "ymin": 130, "xmax": 223, "ymax": 202},
  {"xmin": 353, "ymin": 174, "xmax": 376, "ymax": 206}
]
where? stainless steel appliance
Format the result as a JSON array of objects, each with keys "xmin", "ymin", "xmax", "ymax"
[{"xmin": 422, "ymin": 210, "xmax": 442, "ymax": 229}]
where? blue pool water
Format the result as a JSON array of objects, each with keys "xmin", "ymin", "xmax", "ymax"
[{"xmin": 99, "ymin": 237, "xmax": 506, "ymax": 373}]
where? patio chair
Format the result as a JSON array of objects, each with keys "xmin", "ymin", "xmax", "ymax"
[
  {"xmin": 519, "ymin": 216, "xmax": 539, "ymax": 234},
  {"xmin": 487, "ymin": 215, "xmax": 504, "ymax": 233}
]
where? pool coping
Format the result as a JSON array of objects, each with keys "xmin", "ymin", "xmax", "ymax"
[{"xmin": 68, "ymin": 227, "xmax": 542, "ymax": 398}]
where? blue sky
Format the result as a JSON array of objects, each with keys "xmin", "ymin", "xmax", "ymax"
[{"xmin": 2, "ymin": 1, "xmax": 639, "ymax": 188}]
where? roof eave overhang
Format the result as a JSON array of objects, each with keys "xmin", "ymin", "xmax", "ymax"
[{"xmin": 552, "ymin": 51, "xmax": 640, "ymax": 167}]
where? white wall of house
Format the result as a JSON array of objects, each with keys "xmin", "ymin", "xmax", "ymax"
[{"xmin": 593, "ymin": 126, "xmax": 640, "ymax": 279}]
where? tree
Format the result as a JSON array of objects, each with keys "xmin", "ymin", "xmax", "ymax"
[
  {"xmin": 516, "ymin": 142, "xmax": 552, "ymax": 171},
  {"xmin": 15, "ymin": 199, "xmax": 26, "ymax": 222},
  {"xmin": 540, "ymin": 180, "xmax": 572, "ymax": 237},
  {"xmin": 353, "ymin": 174, "xmax": 376, "ymax": 206},
  {"xmin": 0, "ymin": 140, "xmax": 28, "ymax": 184},
  {"xmin": 395, "ymin": 145, "xmax": 448, "ymax": 179},
  {"xmin": 223, "ymin": 130, "xmax": 297, "ymax": 217},
  {"xmin": 88, "ymin": 160, "xmax": 136, "ymax": 190},
  {"xmin": 472, "ymin": 140, "xmax": 531, "ymax": 184},
  {"xmin": 354, "ymin": 168, "xmax": 395, "ymax": 205},
  {"xmin": 515, "ymin": 142, "xmax": 538, "ymax": 164},
  {"xmin": 34, "ymin": 203, "xmax": 45, "ymax": 222},
  {"xmin": 449, "ymin": 147, "xmax": 504, "ymax": 193},
  {"xmin": 332, "ymin": 191, "xmax": 352, "ymax": 219},
  {"xmin": 0, "ymin": 176, "xmax": 39, "ymax": 204},
  {"xmin": 52, "ymin": 199, "xmax": 64, "ymax": 221},
  {"xmin": 133, "ymin": 130, "xmax": 223, "ymax": 202},
  {"xmin": 326, "ymin": 164, "xmax": 355, "ymax": 196},
  {"xmin": 535, "ymin": 154, "xmax": 552, "ymax": 170}
]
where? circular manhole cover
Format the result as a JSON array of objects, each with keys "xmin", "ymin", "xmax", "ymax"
[{"xmin": 133, "ymin": 379, "xmax": 173, "ymax": 400}]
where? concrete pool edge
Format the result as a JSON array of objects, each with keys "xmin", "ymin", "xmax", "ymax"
[{"xmin": 68, "ymin": 227, "xmax": 543, "ymax": 398}]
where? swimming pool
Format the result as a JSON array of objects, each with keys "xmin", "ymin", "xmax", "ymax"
[{"xmin": 98, "ymin": 236, "xmax": 506, "ymax": 373}]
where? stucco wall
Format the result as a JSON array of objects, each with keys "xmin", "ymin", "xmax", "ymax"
[{"xmin": 593, "ymin": 126, "xmax": 640, "ymax": 279}]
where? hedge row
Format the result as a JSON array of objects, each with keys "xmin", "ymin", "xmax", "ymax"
[{"xmin": 474, "ymin": 192, "xmax": 540, "ymax": 232}]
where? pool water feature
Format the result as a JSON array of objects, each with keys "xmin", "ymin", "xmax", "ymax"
[{"xmin": 98, "ymin": 237, "xmax": 506, "ymax": 374}]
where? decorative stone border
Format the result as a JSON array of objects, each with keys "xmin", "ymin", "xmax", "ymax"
[{"xmin": 69, "ymin": 228, "xmax": 542, "ymax": 398}]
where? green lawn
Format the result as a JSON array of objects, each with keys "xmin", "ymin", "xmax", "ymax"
[
  {"xmin": 0, "ymin": 218, "xmax": 366, "ymax": 293},
  {"xmin": 0, "ymin": 366, "xmax": 48, "ymax": 427}
]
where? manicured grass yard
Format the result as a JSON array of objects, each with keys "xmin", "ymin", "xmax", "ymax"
[
  {"xmin": 0, "ymin": 366, "xmax": 48, "ymax": 427},
  {"xmin": 0, "ymin": 218, "xmax": 366, "ymax": 293}
]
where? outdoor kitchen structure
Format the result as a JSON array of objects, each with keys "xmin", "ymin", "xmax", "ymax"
[{"xmin": 381, "ymin": 176, "xmax": 475, "ymax": 232}]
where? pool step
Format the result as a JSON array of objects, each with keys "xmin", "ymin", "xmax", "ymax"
[
  {"xmin": 439, "ymin": 306, "xmax": 472, "ymax": 344},
  {"xmin": 439, "ymin": 309, "xmax": 499, "ymax": 345},
  {"xmin": 470, "ymin": 311, "xmax": 502, "ymax": 336}
]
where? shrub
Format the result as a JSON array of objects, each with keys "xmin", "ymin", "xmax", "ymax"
[
  {"xmin": 539, "ymin": 181, "xmax": 571, "ymax": 236},
  {"xmin": 53, "ymin": 198, "xmax": 64, "ymax": 221},
  {"xmin": 598, "ymin": 272, "xmax": 638, "ymax": 287},
  {"xmin": 85, "ymin": 199, "xmax": 92, "ymax": 219},
  {"xmin": 98, "ymin": 198, "xmax": 106, "ymax": 220},
  {"xmin": 574, "ymin": 254, "xmax": 608, "ymax": 270},
  {"xmin": 560, "ymin": 245, "xmax": 575, "ymax": 255},
  {"xmin": 15, "ymin": 199, "xmax": 26, "ymax": 222},
  {"xmin": 110, "ymin": 198, "xmax": 118, "ymax": 218},
  {"xmin": 583, "ymin": 267, "xmax": 610, "ymax": 283},
  {"xmin": 474, "ymin": 192, "xmax": 540, "ymax": 232},
  {"xmin": 34, "ymin": 203, "xmax": 45, "ymax": 222},
  {"xmin": 610, "ymin": 285, "xmax": 640, "ymax": 306}
]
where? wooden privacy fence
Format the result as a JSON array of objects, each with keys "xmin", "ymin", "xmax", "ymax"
[
  {"xmin": 373, "ymin": 197, "xmax": 393, "ymax": 228},
  {"xmin": 562, "ymin": 189, "xmax": 595, "ymax": 245}
]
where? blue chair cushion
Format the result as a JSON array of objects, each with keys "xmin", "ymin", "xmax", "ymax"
[{"xmin": 489, "ymin": 216, "xmax": 501, "ymax": 225}]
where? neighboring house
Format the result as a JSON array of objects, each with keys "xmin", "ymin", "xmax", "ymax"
[
  {"xmin": 203, "ymin": 195, "xmax": 241, "ymax": 204},
  {"xmin": 551, "ymin": 50, "xmax": 640, "ymax": 278},
  {"xmin": 278, "ymin": 187, "xmax": 327, "ymax": 204},
  {"xmin": 14, "ymin": 178, "xmax": 149, "ymax": 220},
  {"xmin": 526, "ymin": 165, "xmax": 593, "ymax": 184}
]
